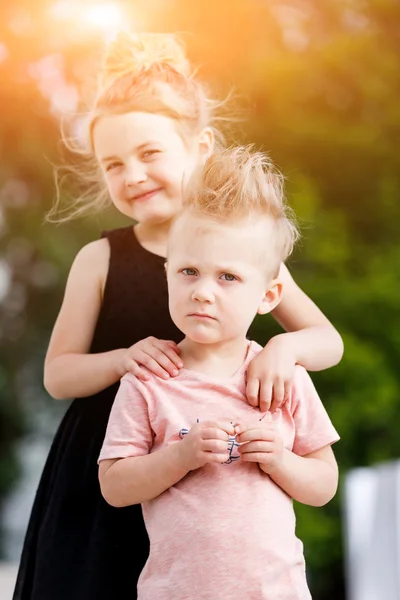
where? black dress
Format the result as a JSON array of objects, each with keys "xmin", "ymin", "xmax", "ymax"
[{"xmin": 13, "ymin": 226, "xmax": 183, "ymax": 600}]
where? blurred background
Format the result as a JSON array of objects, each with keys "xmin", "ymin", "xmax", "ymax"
[{"xmin": 1, "ymin": 0, "xmax": 400, "ymax": 598}]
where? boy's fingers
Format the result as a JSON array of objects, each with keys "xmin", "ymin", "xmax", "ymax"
[
  {"xmin": 202, "ymin": 421, "xmax": 235, "ymax": 436},
  {"xmin": 208, "ymin": 453, "xmax": 230, "ymax": 464},
  {"xmin": 237, "ymin": 427, "xmax": 275, "ymax": 444},
  {"xmin": 202, "ymin": 439, "xmax": 232, "ymax": 453},
  {"xmin": 201, "ymin": 427, "xmax": 230, "ymax": 441},
  {"xmin": 234, "ymin": 422, "xmax": 246, "ymax": 435}
]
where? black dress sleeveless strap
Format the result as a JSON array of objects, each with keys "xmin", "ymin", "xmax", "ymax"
[{"xmin": 12, "ymin": 226, "xmax": 182, "ymax": 600}]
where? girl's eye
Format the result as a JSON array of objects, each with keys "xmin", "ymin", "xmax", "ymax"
[
  {"xmin": 221, "ymin": 273, "xmax": 237, "ymax": 282},
  {"xmin": 105, "ymin": 162, "xmax": 123, "ymax": 172},
  {"xmin": 181, "ymin": 268, "xmax": 197, "ymax": 276},
  {"xmin": 143, "ymin": 149, "xmax": 161, "ymax": 159}
]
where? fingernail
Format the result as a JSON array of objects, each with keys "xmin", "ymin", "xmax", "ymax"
[
  {"xmin": 172, "ymin": 370, "xmax": 179, "ymax": 376},
  {"xmin": 163, "ymin": 373, "xmax": 170, "ymax": 379}
]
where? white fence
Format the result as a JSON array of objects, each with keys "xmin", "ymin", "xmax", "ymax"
[{"xmin": 344, "ymin": 460, "xmax": 400, "ymax": 600}]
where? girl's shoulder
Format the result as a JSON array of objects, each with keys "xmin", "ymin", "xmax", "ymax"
[
  {"xmin": 68, "ymin": 238, "xmax": 110, "ymax": 286},
  {"xmin": 74, "ymin": 237, "xmax": 110, "ymax": 266}
]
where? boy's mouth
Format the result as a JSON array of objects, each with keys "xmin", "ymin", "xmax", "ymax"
[{"xmin": 188, "ymin": 312, "xmax": 216, "ymax": 320}]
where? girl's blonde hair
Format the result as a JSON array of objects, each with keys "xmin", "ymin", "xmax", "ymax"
[
  {"xmin": 49, "ymin": 31, "xmax": 228, "ymax": 222},
  {"xmin": 178, "ymin": 145, "xmax": 300, "ymax": 275}
]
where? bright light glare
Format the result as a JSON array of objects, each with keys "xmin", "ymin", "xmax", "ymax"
[
  {"xmin": 50, "ymin": 1, "xmax": 127, "ymax": 36},
  {"xmin": 83, "ymin": 4, "xmax": 125, "ymax": 31}
]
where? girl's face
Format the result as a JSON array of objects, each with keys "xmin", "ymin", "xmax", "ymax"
[{"xmin": 93, "ymin": 111, "xmax": 209, "ymax": 227}]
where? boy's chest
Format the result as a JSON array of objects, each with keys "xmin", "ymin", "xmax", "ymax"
[{"xmin": 148, "ymin": 381, "xmax": 295, "ymax": 454}]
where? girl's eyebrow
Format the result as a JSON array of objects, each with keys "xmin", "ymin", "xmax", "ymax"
[
  {"xmin": 100, "ymin": 154, "xmax": 119, "ymax": 163},
  {"xmin": 100, "ymin": 142, "xmax": 162, "ymax": 163}
]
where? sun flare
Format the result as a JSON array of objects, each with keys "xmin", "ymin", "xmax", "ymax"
[{"xmin": 50, "ymin": 1, "xmax": 128, "ymax": 36}]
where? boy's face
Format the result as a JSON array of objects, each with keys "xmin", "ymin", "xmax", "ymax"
[{"xmin": 166, "ymin": 214, "xmax": 282, "ymax": 346}]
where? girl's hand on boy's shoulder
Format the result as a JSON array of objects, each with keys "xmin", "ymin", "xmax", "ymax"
[
  {"xmin": 246, "ymin": 334, "xmax": 297, "ymax": 412},
  {"xmin": 235, "ymin": 413, "xmax": 284, "ymax": 475},
  {"xmin": 120, "ymin": 337, "xmax": 183, "ymax": 381}
]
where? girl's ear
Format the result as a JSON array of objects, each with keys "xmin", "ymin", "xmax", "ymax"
[
  {"xmin": 198, "ymin": 127, "xmax": 214, "ymax": 160},
  {"xmin": 257, "ymin": 279, "xmax": 283, "ymax": 316}
]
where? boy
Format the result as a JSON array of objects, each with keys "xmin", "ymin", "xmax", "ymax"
[{"xmin": 98, "ymin": 146, "xmax": 339, "ymax": 600}]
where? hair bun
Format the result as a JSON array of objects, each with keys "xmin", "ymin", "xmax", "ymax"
[{"xmin": 100, "ymin": 31, "xmax": 191, "ymax": 88}]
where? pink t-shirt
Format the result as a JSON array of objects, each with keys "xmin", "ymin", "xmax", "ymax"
[{"xmin": 99, "ymin": 341, "xmax": 339, "ymax": 600}]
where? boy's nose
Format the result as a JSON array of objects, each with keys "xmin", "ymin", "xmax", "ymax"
[{"xmin": 191, "ymin": 285, "xmax": 215, "ymax": 304}]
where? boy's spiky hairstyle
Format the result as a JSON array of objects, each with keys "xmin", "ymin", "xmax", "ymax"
[{"xmin": 182, "ymin": 145, "xmax": 299, "ymax": 272}]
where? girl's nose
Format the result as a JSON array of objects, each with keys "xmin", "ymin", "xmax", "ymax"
[{"xmin": 125, "ymin": 161, "xmax": 147, "ymax": 186}]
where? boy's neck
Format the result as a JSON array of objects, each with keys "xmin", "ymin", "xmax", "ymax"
[
  {"xmin": 178, "ymin": 337, "xmax": 250, "ymax": 378},
  {"xmin": 134, "ymin": 221, "xmax": 173, "ymax": 257}
]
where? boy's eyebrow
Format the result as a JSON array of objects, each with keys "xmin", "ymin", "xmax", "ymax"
[
  {"xmin": 100, "ymin": 141, "xmax": 162, "ymax": 163},
  {"xmin": 178, "ymin": 260, "xmax": 246, "ymax": 274}
]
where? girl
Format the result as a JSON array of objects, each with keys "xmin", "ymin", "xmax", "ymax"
[{"xmin": 13, "ymin": 32, "xmax": 343, "ymax": 600}]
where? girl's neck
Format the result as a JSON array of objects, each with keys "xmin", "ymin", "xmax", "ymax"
[
  {"xmin": 178, "ymin": 337, "xmax": 250, "ymax": 378},
  {"xmin": 134, "ymin": 221, "xmax": 173, "ymax": 258}
]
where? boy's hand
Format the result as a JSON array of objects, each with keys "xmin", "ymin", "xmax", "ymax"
[
  {"xmin": 120, "ymin": 337, "xmax": 183, "ymax": 381},
  {"xmin": 235, "ymin": 413, "xmax": 284, "ymax": 475},
  {"xmin": 179, "ymin": 421, "xmax": 235, "ymax": 471},
  {"xmin": 245, "ymin": 335, "xmax": 296, "ymax": 412}
]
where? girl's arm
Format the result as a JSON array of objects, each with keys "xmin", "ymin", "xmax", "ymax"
[
  {"xmin": 270, "ymin": 263, "xmax": 344, "ymax": 370},
  {"xmin": 246, "ymin": 263, "xmax": 343, "ymax": 411},
  {"xmin": 44, "ymin": 239, "xmax": 182, "ymax": 400},
  {"xmin": 44, "ymin": 239, "xmax": 124, "ymax": 399}
]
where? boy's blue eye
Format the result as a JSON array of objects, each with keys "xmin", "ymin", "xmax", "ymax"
[
  {"xmin": 221, "ymin": 273, "xmax": 237, "ymax": 282},
  {"xmin": 182, "ymin": 268, "xmax": 197, "ymax": 276}
]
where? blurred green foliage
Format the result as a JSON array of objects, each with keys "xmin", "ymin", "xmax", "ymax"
[{"xmin": 1, "ymin": 1, "xmax": 400, "ymax": 598}]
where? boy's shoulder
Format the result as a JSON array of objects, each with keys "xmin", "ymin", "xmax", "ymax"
[
  {"xmin": 245, "ymin": 340, "xmax": 264, "ymax": 367},
  {"xmin": 120, "ymin": 369, "xmax": 177, "ymax": 396},
  {"xmin": 288, "ymin": 365, "xmax": 322, "ymax": 414}
]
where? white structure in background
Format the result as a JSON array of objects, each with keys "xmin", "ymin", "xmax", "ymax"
[
  {"xmin": 0, "ymin": 563, "xmax": 18, "ymax": 600},
  {"xmin": 343, "ymin": 460, "xmax": 400, "ymax": 600}
]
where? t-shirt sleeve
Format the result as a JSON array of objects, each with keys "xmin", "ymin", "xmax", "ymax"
[
  {"xmin": 98, "ymin": 373, "xmax": 153, "ymax": 463},
  {"xmin": 290, "ymin": 366, "xmax": 340, "ymax": 456}
]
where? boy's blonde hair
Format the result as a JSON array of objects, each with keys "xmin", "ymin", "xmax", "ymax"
[
  {"xmin": 179, "ymin": 145, "xmax": 299, "ymax": 275},
  {"xmin": 50, "ymin": 31, "xmax": 228, "ymax": 222}
]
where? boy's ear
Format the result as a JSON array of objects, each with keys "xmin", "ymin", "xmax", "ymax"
[
  {"xmin": 257, "ymin": 279, "xmax": 282, "ymax": 315},
  {"xmin": 164, "ymin": 261, "xmax": 168, "ymax": 273},
  {"xmin": 198, "ymin": 127, "xmax": 214, "ymax": 160}
]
